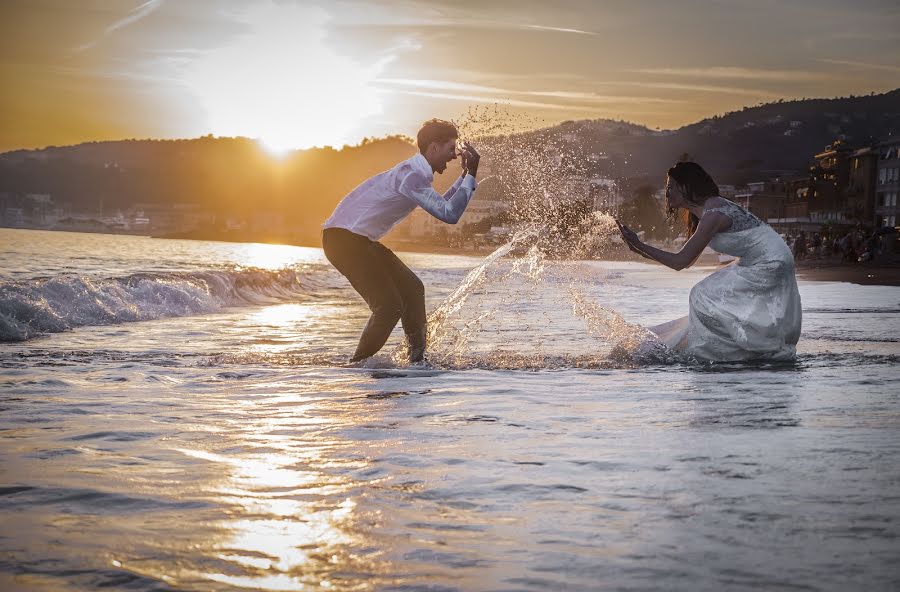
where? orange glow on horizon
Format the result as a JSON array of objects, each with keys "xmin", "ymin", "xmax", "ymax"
[{"xmin": 183, "ymin": 4, "xmax": 387, "ymax": 152}]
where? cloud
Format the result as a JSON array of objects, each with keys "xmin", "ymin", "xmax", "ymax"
[
  {"xmin": 328, "ymin": 6, "xmax": 603, "ymax": 37},
  {"xmin": 616, "ymin": 81, "xmax": 781, "ymax": 97},
  {"xmin": 105, "ymin": 0, "xmax": 164, "ymax": 34},
  {"xmin": 75, "ymin": 0, "xmax": 164, "ymax": 51},
  {"xmin": 375, "ymin": 78, "xmax": 685, "ymax": 106},
  {"xmin": 384, "ymin": 89, "xmax": 577, "ymax": 111},
  {"xmin": 376, "ymin": 78, "xmax": 504, "ymax": 94},
  {"xmin": 818, "ymin": 59, "xmax": 900, "ymax": 73},
  {"xmin": 521, "ymin": 24, "xmax": 600, "ymax": 36},
  {"xmin": 520, "ymin": 90, "xmax": 682, "ymax": 104},
  {"xmin": 629, "ymin": 66, "xmax": 832, "ymax": 81}
]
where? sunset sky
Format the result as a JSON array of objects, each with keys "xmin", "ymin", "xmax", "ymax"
[{"xmin": 1, "ymin": 0, "xmax": 899, "ymax": 153}]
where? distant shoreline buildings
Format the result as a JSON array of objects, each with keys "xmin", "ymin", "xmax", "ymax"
[
  {"xmin": 738, "ymin": 137, "xmax": 899, "ymax": 233},
  {"xmin": 2, "ymin": 136, "xmax": 898, "ymax": 248}
]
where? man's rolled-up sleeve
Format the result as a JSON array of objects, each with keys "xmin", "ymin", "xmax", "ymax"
[{"xmin": 399, "ymin": 171, "xmax": 478, "ymax": 224}]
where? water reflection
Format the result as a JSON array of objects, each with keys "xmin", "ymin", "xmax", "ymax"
[
  {"xmin": 165, "ymin": 383, "xmax": 382, "ymax": 590},
  {"xmin": 682, "ymin": 372, "xmax": 802, "ymax": 429},
  {"xmin": 249, "ymin": 304, "xmax": 315, "ymax": 331},
  {"xmin": 235, "ymin": 243, "xmax": 313, "ymax": 271}
]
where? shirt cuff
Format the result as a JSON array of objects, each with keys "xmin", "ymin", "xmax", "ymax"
[{"xmin": 462, "ymin": 175, "xmax": 478, "ymax": 191}]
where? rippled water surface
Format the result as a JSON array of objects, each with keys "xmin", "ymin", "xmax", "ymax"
[{"xmin": 2, "ymin": 229, "xmax": 899, "ymax": 591}]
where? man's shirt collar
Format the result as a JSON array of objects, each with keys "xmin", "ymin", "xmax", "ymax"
[{"xmin": 410, "ymin": 153, "xmax": 434, "ymax": 180}]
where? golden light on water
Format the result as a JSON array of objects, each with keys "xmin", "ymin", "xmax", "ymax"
[
  {"xmin": 174, "ymin": 413, "xmax": 365, "ymax": 590},
  {"xmin": 249, "ymin": 304, "xmax": 314, "ymax": 337},
  {"xmin": 237, "ymin": 243, "xmax": 309, "ymax": 270}
]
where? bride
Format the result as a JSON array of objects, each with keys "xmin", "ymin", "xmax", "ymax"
[{"xmin": 617, "ymin": 161, "xmax": 802, "ymax": 361}]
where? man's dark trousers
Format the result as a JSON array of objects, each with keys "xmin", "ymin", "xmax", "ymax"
[{"xmin": 322, "ymin": 227, "xmax": 426, "ymax": 362}]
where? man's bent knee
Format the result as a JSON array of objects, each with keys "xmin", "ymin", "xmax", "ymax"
[
  {"xmin": 371, "ymin": 300, "xmax": 403, "ymax": 324},
  {"xmin": 408, "ymin": 275, "xmax": 425, "ymax": 299}
]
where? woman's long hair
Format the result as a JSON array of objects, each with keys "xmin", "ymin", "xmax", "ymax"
[{"xmin": 667, "ymin": 161, "xmax": 720, "ymax": 237}]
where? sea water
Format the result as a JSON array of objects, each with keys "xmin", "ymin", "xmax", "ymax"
[{"xmin": 1, "ymin": 227, "xmax": 899, "ymax": 591}]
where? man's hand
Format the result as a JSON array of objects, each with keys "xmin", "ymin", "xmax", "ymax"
[{"xmin": 460, "ymin": 141, "xmax": 480, "ymax": 177}]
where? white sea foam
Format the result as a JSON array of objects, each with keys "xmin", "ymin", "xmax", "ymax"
[{"xmin": 0, "ymin": 266, "xmax": 331, "ymax": 342}]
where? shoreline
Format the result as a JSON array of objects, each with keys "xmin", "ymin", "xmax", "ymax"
[
  {"xmin": 795, "ymin": 260, "xmax": 900, "ymax": 286},
  {"xmin": 5, "ymin": 226, "xmax": 900, "ymax": 286}
]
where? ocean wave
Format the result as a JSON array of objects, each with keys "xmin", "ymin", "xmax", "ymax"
[{"xmin": 0, "ymin": 266, "xmax": 333, "ymax": 342}]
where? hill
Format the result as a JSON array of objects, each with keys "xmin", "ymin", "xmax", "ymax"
[
  {"xmin": 523, "ymin": 89, "xmax": 900, "ymax": 185},
  {"xmin": 0, "ymin": 135, "xmax": 423, "ymax": 244},
  {"xmin": 2, "ymin": 89, "xmax": 899, "ymax": 245}
]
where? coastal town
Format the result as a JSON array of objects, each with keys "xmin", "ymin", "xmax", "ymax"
[{"xmin": 3, "ymin": 134, "xmax": 897, "ymax": 265}]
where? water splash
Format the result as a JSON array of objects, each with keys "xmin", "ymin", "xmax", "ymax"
[
  {"xmin": 392, "ymin": 108, "xmax": 669, "ymax": 368},
  {"xmin": 392, "ymin": 225, "xmax": 663, "ymax": 369}
]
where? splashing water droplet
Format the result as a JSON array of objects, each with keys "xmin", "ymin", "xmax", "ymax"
[{"xmin": 393, "ymin": 108, "xmax": 669, "ymax": 369}]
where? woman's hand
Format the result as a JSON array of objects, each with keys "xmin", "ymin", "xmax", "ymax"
[
  {"xmin": 616, "ymin": 219, "xmax": 653, "ymax": 260},
  {"xmin": 616, "ymin": 219, "xmax": 641, "ymax": 247}
]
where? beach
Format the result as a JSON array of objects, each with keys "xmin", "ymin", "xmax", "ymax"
[
  {"xmin": 2, "ymin": 228, "xmax": 899, "ymax": 591},
  {"xmin": 795, "ymin": 260, "xmax": 900, "ymax": 286}
]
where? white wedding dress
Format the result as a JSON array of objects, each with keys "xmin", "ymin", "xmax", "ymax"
[{"xmin": 650, "ymin": 201, "xmax": 802, "ymax": 361}]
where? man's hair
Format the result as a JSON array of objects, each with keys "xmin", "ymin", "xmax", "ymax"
[{"xmin": 417, "ymin": 119, "xmax": 458, "ymax": 153}]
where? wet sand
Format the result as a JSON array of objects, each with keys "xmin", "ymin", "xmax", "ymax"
[{"xmin": 796, "ymin": 260, "xmax": 900, "ymax": 286}]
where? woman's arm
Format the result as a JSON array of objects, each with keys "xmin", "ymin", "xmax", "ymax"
[{"xmin": 618, "ymin": 212, "xmax": 731, "ymax": 271}]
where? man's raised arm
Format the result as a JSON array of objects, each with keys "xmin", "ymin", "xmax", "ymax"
[{"xmin": 399, "ymin": 172, "xmax": 477, "ymax": 224}]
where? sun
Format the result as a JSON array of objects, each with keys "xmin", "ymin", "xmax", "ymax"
[
  {"xmin": 257, "ymin": 137, "xmax": 294, "ymax": 158},
  {"xmin": 183, "ymin": 3, "xmax": 387, "ymax": 151}
]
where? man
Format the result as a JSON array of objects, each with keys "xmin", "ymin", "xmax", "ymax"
[{"xmin": 322, "ymin": 119, "xmax": 480, "ymax": 363}]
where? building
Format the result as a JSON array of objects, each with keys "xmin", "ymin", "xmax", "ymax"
[
  {"xmin": 129, "ymin": 202, "xmax": 213, "ymax": 233},
  {"xmin": 781, "ymin": 177, "xmax": 814, "ymax": 232},
  {"xmin": 805, "ymin": 139, "xmax": 877, "ymax": 226},
  {"xmin": 783, "ymin": 178, "xmax": 811, "ymax": 221},
  {"xmin": 717, "ymin": 184, "xmax": 737, "ymax": 200},
  {"xmin": 875, "ymin": 138, "xmax": 900, "ymax": 228},
  {"xmin": 2, "ymin": 206, "xmax": 25, "ymax": 227},
  {"xmin": 735, "ymin": 180, "xmax": 787, "ymax": 223},
  {"xmin": 0, "ymin": 192, "xmax": 65, "ymax": 228},
  {"xmin": 736, "ymin": 178, "xmax": 820, "ymax": 234},
  {"xmin": 847, "ymin": 147, "xmax": 878, "ymax": 225},
  {"xmin": 808, "ymin": 140, "xmax": 853, "ymax": 225}
]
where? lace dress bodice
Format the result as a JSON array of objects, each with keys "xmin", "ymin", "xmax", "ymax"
[
  {"xmin": 705, "ymin": 200, "xmax": 763, "ymax": 233},
  {"xmin": 704, "ymin": 199, "xmax": 791, "ymax": 262}
]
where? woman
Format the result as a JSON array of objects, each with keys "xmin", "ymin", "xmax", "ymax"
[{"xmin": 617, "ymin": 161, "xmax": 802, "ymax": 361}]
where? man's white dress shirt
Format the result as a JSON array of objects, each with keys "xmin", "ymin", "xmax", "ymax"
[{"xmin": 323, "ymin": 153, "xmax": 478, "ymax": 241}]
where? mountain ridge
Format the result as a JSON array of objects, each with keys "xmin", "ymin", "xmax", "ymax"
[{"xmin": 2, "ymin": 89, "xmax": 899, "ymax": 244}]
